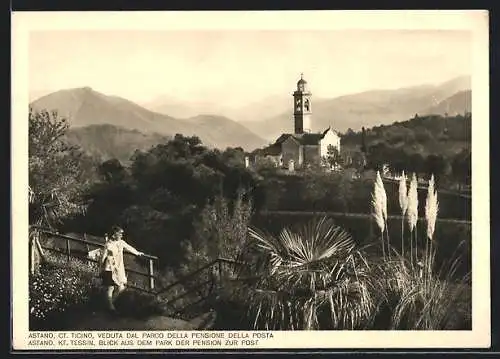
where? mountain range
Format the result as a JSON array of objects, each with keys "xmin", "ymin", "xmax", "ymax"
[
  {"xmin": 30, "ymin": 87, "xmax": 268, "ymax": 152},
  {"xmin": 64, "ymin": 125, "xmax": 172, "ymax": 164},
  {"xmin": 138, "ymin": 76, "xmax": 471, "ymax": 141},
  {"xmin": 30, "ymin": 75, "xmax": 471, "ymax": 162},
  {"xmin": 238, "ymin": 76, "xmax": 472, "ymax": 141}
]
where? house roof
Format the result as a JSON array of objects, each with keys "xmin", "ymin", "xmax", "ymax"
[{"xmin": 261, "ymin": 143, "xmax": 282, "ymax": 156}]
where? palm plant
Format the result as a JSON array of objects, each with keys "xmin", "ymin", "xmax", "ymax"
[{"xmin": 240, "ymin": 217, "xmax": 377, "ymax": 330}]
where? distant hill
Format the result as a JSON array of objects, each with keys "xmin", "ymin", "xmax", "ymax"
[
  {"xmin": 31, "ymin": 87, "xmax": 267, "ymax": 151},
  {"xmin": 142, "ymin": 93, "xmax": 294, "ymax": 124},
  {"xmin": 30, "ymin": 89, "xmax": 51, "ymax": 102},
  {"xmin": 341, "ymin": 113, "xmax": 471, "ymax": 159},
  {"xmin": 222, "ymin": 94, "xmax": 295, "ymax": 123},
  {"xmin": 142, "ymin": 95, "xmax": 230, "ymax": 119},
  {"xmin": 421, "ymin": 90, "xmax": 471, "ymax": 116},
  {"xmin": 65, "ymin": 124, "xmax": 172, "ymax": 164},
  {"xmin": 182, "ymin": 115, "xmax": 271, "ymax": 150},
  {"xmin": 240, "ymin": 76, "xmax": 471, "ymax": 141}
]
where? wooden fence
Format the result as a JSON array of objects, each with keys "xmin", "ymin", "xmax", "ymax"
[
  {"xmin": 258, "ymin": 210, "xmax": 472, "ymax": 225},
  {"xmin": 28, "ymin": 226, "xmax": 244, "ymax": 319},
  {"xmin": 29, "ymin": 226, "xmax": 159, "ymax": 292}
]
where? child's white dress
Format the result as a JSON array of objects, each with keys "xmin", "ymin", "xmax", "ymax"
[{"xmin": 101, "ymin": 239, "xmax": 141, "ymax": 287}]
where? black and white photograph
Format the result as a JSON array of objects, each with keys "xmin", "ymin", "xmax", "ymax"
[{"xmin": 12, "ymin": 10, "xmax": 490, "ymax": 350}]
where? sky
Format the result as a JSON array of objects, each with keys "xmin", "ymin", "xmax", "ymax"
[{"xmin": 29, "ymin": 29, "xmax": 472, "ymax": 107}]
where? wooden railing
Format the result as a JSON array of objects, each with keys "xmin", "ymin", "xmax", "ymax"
[
  {"xmin": 30, "ymin": 226, "xmax": 159, "ymax": 292},
  {"xmin": 258, "ymin": 210, "xmax": 472, "ymax": 225},
  {"xmin": 29, "ymin": 226, "xmax": 248, "ymax": 319},
  {"xmin": 156, "ymin": 258, "xmax": 248, "ymax": 318}
]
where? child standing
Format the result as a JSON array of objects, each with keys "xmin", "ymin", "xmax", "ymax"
[{"xmin": 100, "ymin": 249, "xmax": 118, "ymax": 311}]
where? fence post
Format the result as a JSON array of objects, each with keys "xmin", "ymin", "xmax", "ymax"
[
  {"xmin": 84, "ymin": 233, "xmax": 89, "ymax": 253},
  {"xmin": 217, "ymin": 259, "xmax": 223, "ymax": 294},
  {"xmin": 148, "ymin": 258, "xmax": 155, "ymax": 291},
  {"xmin": 29, "ymin": 233, "xmax": 34, "ymax": 275},
  {"xmin": 66, "ymin": 238, "xmax": 71, "ymax": 262}
]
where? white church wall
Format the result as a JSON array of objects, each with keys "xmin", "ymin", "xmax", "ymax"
[{"xmin": 319, "ymin": 129, "xmax": 341, "ymax": 157}]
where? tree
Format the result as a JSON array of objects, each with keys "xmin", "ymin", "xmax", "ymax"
[
  {"xmin": 452, "ymin": 149, "xmax": 471, "ymax": 187},
  {"xmin": 350, "ymin": 151, "xmax": 367, "ymax": 173},
  {"xmin": 29, "ymin": 108, "xmax": 97, "ymax": 273},
  {"xmin": 29, "ymin": 108, "xmax": 95, "ymax": 228},
  {"xmin": 324, "ymin": 145, "xmax": 342, "ymax": 170},
  {"xmin": 361, "ymin": 127, "xmax": 367, "ymax": 153},
  {"xmin": 98, "ymin": 158, "xmax": 128, "ymax": 184},
  {"xmin": 182, "ymin": 191, "xmax": 253, "ymax": 276},
  {"xmin": 424, "ymin": 154, "xmax": 451, "ymax": 184},
  {"xmin": 406, "ymin": 153, "xmax": 425, "ymax": 175},
  {"xmin": 75, "ymin": 134, "xmax": 263, "ymax": 268}
]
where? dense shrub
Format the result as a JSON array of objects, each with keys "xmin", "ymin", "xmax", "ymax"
[
  {"xmin": 258, "ymin": 172, "xmax": 470, "ymax": 220},
  {"xmin": 29, "ymin": 262, "xmax": 100, "ymax": 330},
  {"xmin": 113, "ymin": 291, "xmax": 168, "ymax": 319}
]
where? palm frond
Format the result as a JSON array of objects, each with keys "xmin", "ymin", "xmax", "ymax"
[{"xmin": 244, "ymin": 217, "xmax": 377, "ymax": 330}]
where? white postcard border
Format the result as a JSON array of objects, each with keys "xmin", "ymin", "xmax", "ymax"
[{"xmin": 11, "ymin": 10, "xmax": 491, "ymax": 350}]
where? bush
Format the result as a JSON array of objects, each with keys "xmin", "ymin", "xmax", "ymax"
[
  {"xmin": 29, "ymin": 262, "xmax": 100, "ymax": 330},
  {"xmin": 113, "ymin": 290, "xmax": 168, "ymax": 319},
  {"xmin": 372, "ymin": 255, "xmax": 471, "ymax": 330},
  {"xmin": 30, "ymin": 254, "xmax": 170, "ymax": 329}
]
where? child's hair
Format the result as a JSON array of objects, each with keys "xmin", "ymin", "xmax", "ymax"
[{"xmin": 111, "ymin": 225, "xmax": 124, "ymax": 234}]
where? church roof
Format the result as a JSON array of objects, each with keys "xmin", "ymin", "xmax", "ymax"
[
  {"xmin": 300, "ymin": 133, "xmax": 324, "ymax": 145},
  {"xmin": 253, "ymin": 143, "xmax": 282, "ymax": 156},
  {"xmin": 263, "ymin": 144, "xmax": 282, "ymax": 156},
  {"xmin": 322, "ymin": 126, "xmax": 339, "ymax": 136},
  {"xmin": 273, "ymin": 131, "xmax": 332, "ymax": 146}
]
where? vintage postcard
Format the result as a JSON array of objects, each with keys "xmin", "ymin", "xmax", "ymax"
[{"xmin": 11, "ymin": 10, "xmax": 490, "ymax": 350}]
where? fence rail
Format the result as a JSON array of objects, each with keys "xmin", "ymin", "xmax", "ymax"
[
  {"xmin": 258, "ymin": 210, "xmax": 472, "ymax": 225},
  {"xmin": 29, "ymin": 226, "xmax": 246, "ymax": 318},
  {"xmin": 30, "ymin": 226, "xmax": 158, "ymax": 292}
]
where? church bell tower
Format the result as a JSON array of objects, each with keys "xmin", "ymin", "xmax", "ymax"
[{"xmin": 293, "ymin": 73, "xmax": 312, "ymax": 134}]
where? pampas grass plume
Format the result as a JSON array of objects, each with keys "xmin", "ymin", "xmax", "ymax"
[
  {"xmin": 407, "ymin": 173, "xmax": 419, "ymax": 232},
  {"xmin": 425, "ymin": 174, "xmax": 439, "ymax": 240},
  {"xmin": 398, "ymin": 171, "xmax": 408, "ymax": 215},
  {"xmin": 372, "ymin": 171, "xmax": 386, "ymax": 232}
]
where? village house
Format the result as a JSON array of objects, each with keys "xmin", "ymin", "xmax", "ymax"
[{"xmin": 251, "ymin": 74, "xmax": 341, "ymax": 170}]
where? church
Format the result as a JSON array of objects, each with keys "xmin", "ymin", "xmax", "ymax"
[{"xmin": 251, "ymin": 74, "xmax": 341, "ymax": 170}]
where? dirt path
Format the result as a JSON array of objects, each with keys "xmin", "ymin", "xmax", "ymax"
[{"xmin": 60, "ymin": 309, "xmax": 216, "ymax": 331}]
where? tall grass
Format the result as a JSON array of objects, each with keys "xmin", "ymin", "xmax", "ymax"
[{"xmin": 372, "ymin": 172, "xmax": 471, "ymax": 330}]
